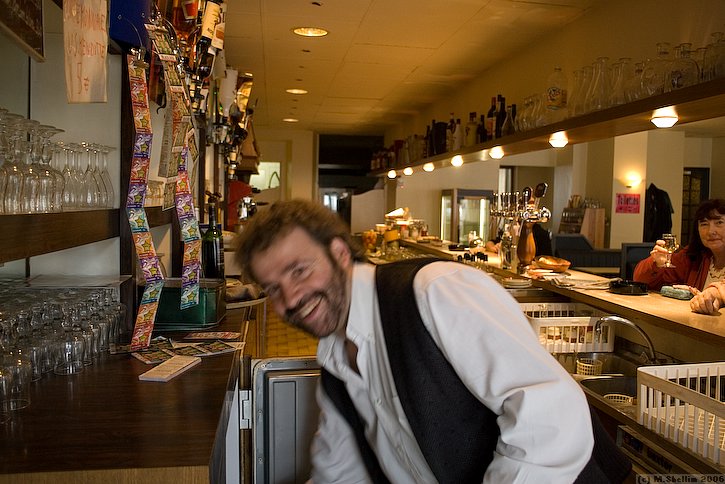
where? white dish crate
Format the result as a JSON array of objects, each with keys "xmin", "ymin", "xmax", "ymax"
[
  {"xmin": 637, "ymin": 362, "xmax": 725, "ymax": 466},
  {"xmin": 519, "ymin": 302, "xmax": 613, "ymax": 353}
]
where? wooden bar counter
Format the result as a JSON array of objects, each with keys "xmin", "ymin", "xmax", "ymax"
[
  {"xmin": 0, "ymin": 312, "xmax": 245, "ymax": 484},
  {"xmin": 531, "ymin": 270, "xmax": 725, "ymax": 345}
]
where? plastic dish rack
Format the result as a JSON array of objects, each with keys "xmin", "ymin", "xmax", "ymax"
[
  {"xmin": 638, "ymin": 362, "xmax": 724, "ymax": 466},
  {"xmin": 519, "ymin": 302, "xmax": 612, "ymax": 353}
]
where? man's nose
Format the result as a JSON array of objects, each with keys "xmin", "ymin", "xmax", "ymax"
[{"xmin": 279, "ymin": 280, "xmax": 303, "ymax": 310}]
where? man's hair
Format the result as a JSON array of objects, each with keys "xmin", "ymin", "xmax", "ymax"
[
  {"xmin": 235, "ymin": 199, "xmax": 365, "ymax": 282},
  {"xmin": 687, "ymin": 198, "xmax": 725, "ymax": 259}
]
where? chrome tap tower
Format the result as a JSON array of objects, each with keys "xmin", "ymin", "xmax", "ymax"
[{"xmin": 490, "ymin": 183, "xmax": 550, "ymax": 273}]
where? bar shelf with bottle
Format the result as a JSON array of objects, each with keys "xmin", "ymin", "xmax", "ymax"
[{"xmin": 369, "ymin": 77, "xmax": 725, "ymax": 176}]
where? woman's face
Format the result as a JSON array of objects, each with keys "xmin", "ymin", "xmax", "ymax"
[{"xmin": 698, "ymin": 211, "xmax": 725, "ymax": 256}]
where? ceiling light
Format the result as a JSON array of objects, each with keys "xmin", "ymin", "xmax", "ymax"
[
  {"xmin": 403, "ymin": 167, "xmax": 413, "ymax": 176},
  {"xmin": 286, "ymin": 88, "xmax": 308, "ymax": 95},
  {"xmin": 451, "ymin": 155, "xmax": 463, "ymax": 167},
  {"xmin": 423, "ymin": 162, "xmax": 435, "ymax": 172},
  {"xmin": 282, "ymin": 118, "xmax": 299, "ymax": 123},
  {"xmin": 651, "ymin": 106, "xmax": 678, "ymax": 128},
  {"xmin": 292, "ymin": 27, "xmax": 329, "ymax": 37},
  {"xmin": 387, "ymin": 169, "xmax": 397, "ymax": 179},
  {"xmin": 548, "ymin": 131, "xmax": 568, "ymax": 148},
  {"xmin": 489, "ymin": 146, "xmax": 504, "ymax": 159}
]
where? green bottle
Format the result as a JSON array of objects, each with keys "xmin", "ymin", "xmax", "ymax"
[{"xmin": 202, "ymin": 191, "xmax": 225, "ymax": 279}]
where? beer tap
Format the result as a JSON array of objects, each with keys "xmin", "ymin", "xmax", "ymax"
[{"xmin": 516, "ymin": 183, "xmax": 551, "ymax": 273}]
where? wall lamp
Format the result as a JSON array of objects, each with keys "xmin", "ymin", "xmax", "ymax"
[
  {"xmin": 548, "ymin": 131, "xmax": 568, "ymax": 148},
  {"xmin": 623, "ymin": 173, "xmax": 642, "ymax": 188},
  {"xmin": 651, "ymin": 106, "xmax": 678, "ymax": 128}
]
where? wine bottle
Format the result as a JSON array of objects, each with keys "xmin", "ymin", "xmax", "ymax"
[
  {"xmin": 202, "ymin": 191, "xmax": 225, "ymax": 279},
  {"xmin": 476, "ymin": 114, "xmax": 487, "ymax": 144},
  {"xmin": 485, "ymin": 97, "xmax": 496, "ymax": 141},
  {"xmin": 194, "ymin": 0, "xmax": 222, "ymax": 80},
  {"xmin": 495, "ymin": 95, "xmax": 506, "ymax": 139}
]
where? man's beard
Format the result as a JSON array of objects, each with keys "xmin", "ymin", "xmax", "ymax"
[{"xmin": 284, "ymin": 260, "xmax": 348, "ymax": 338}]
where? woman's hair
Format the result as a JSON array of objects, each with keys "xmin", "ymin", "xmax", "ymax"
[
  {"xmin": 686, "ymin": 198, "xmax": 725, "ymax": 259},
  {"xmin": 235, "ymin": 199, "xmax": 364, "ymax": 281}
]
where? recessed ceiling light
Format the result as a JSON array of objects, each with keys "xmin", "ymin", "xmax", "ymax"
[
  {"xmin": 451, "ymin": 155, "xmax": 463, "ymax": 167},
  {"xmin": 283, "ymin": 118, "xmax": 299, "ymax": 123},
  {"xmin": 423, "ymin": 162, "xmax": 435, "ymax": 172},
  {"xmin": 489, "ymin": 146, "xmax": 505, "ymax": 159},
  {"xmin": 286, "ymin": 88, "xmax": 308, "ymax": 95},
  {"xmin": 293, "ymin": 27, "xmax": 328, "ymax": 37},
  {"xmin": 403, "ymin": 167, "xmax": 413, "ymax": 176}
]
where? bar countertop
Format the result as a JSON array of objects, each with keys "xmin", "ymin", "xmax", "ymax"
[
  {"xmin": 400, "ymin": 240, "xmax": 725, "ymax": 346},
  {"xmin": 531, "ymin": 270, "xmax": 725, "ymax": 344},
  {"xmin": 0, "ymin": 312, "xmax": 244, "ymax": 483}
]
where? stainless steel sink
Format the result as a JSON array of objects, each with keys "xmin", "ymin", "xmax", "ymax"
[
  {"xmin": 580, "ymin": 376, "xmax": 637, "ymax": 397},
  {"xmin": 554, "ymin": 352, "xmax": 640, "ymax": 377},
  {"xmin": 579, "ymin": 375, "xmax": 638, "ymax": 418}
]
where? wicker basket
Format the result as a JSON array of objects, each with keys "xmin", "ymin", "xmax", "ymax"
[{"xmin": 576, "ymin": 358, "xmax": 603, "ymax": 376}]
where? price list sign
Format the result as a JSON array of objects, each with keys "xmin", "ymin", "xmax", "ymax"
[{"xmin": 63, "ymin": 0, "xmax": 108, "ymax": 103}]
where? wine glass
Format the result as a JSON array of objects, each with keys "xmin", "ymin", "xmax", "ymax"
[
  {"xmin": 98, "ymin": 145, "xmax": 116, "ymax": 208},
  {"xmin": 662, "ymin": 233, "xmax": 679, "ymax": 268}
]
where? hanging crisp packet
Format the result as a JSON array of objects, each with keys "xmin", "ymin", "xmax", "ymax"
[{"xmin": 126, "ymin": 52, "xmax": 164, "ymax": 350}]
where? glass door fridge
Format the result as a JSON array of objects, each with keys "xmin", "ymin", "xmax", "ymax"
[{"xmin": 441, "ymin": 189, "xmax": 494, "ymax": 244}]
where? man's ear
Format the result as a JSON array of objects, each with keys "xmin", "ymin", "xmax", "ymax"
[{"xmin": 329, "ymin": 237, "xmax": 352, "ymax": 267}]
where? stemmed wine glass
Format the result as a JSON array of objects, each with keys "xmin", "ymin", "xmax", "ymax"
[
  {"xmin": 662, "ymin": 233, "xmax": 679, "ymax": 268},
  {"xmin": 2, "ymin": 114, "xmax": 30, "ymax": 214},
  {"xmin": 97, "ymin": 145, "xmax": 116, "ymax": 208},
  {"xmin": 31, "ymin": 125, "xmax": 65, "ymax": 213}
]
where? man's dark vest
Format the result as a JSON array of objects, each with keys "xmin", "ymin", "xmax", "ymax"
[{"xmin": 321, "ymin": 258, "xmax": 630, "ymax": 483}]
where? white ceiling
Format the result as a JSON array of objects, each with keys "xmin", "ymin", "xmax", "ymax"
[{"xmin": 223, "ymin": 0, "xmax": 602, "ymax": 135}]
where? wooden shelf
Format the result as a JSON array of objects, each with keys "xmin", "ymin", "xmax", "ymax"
[
  {"xmin": 370, "ymin": 77, "xmax": 725, "ymax": 175},
  {"xmin": 0, "ymin": 210, "xmax": 120, "ymax": 264}
]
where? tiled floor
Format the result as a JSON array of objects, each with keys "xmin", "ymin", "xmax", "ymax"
[{"xmin": 259, "ymin": 308, "xmax": 318, "ymax": 358}]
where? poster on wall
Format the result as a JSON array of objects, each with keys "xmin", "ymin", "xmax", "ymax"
[
  {"xmin": 616, "ymin": 193, "xmax": 640, "ymax": 214},
  {"xmin": 64, "ymin": 0, "xmax": 108, "ymax": 103},
  {"xmin": 0, "ymin": 0, "xmax": 44, "ymax": 61}
]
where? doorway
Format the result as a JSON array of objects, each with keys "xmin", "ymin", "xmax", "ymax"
[{"xmin": 681, "ymin": 167, "xmax": 710, "ymax": 246}]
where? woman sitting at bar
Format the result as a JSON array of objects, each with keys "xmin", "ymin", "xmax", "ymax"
[
  {"xmin": 689, "ymin": 280, "xmax": 725, "ymax": 315},
  {"xmin": 634, "ymin": 198, "xmax": 725, "ymax": 292}
]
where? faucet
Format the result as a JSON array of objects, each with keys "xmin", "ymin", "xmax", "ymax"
[{"xmin": 594, "ymin": 315, "xmax": 658, "ymax": 364}]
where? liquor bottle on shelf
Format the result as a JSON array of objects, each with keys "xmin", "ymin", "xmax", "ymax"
[
  {"xmin": 495, "ymin": 95, "xmax": 506, "ymax": 139},
  {"xmin": 465, "ymin": 112, "xmax": 478, "ymax": 147},
  {"xmin": 452, "ymin": 118, "xmax": 463, "ymax": 150},
  {"xmin": 427, "ymin": 119, "xmax": 436, "ymax": 156},
  {"xmin": 202, "ymin": 190, "xmax": 225, "ymax": 279},
  {"xmin": 545, "ymin": 66, "xmax": 568, "ymax": 123},
  {"xmin": 485, "ymin": 97, "xmax": 496, "ymax": 141},
  {"xmin": 476, "ymin": 114, "xmax": 487, "ymax": 144},
  {"xmin": 446, "ymin": 113, "xmax": 455, "ymax": 151}
]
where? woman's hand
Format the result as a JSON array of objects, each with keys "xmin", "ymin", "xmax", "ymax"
[
  {"xmin": 689, "ymin": 285, "xmax": 723, "ymax": 315},
  {"xmin": 650, "ymin": 239, "xmax": 669, "ymax": 268}
]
